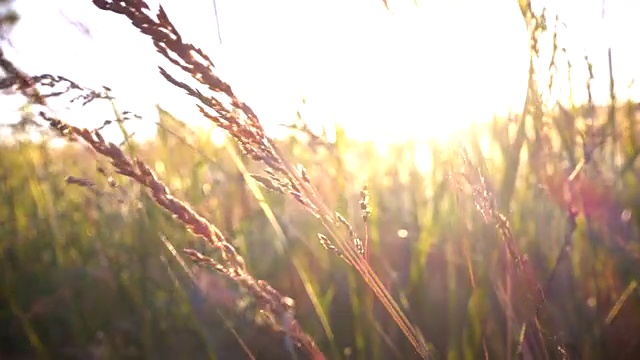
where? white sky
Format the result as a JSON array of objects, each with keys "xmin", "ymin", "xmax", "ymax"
[{"xmin": 1, "ymin": 0, "xmax": 639, "ymax": 144}]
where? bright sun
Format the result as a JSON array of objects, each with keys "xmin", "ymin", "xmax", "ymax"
[
  {"xmin": 7, "ymin": 0, "xmax": 640, "ymax": 149},
  {"xmin": 154, "ymin": 0, "xmax": 531, "ymax": 146}
]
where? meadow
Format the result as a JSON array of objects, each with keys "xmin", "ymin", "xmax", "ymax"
[{"xmin": 1, "ymin": 1, "xmax": 640, "ymax": 359}]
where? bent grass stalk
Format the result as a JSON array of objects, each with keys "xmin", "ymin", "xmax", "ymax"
[
  {"xmin": 1, "ymin": 2, "xmax": 430, "ymax": 358},
  {"xmin": 88, "ymin": 0, "xmax": 430, "ymax": 358},
  {"xmin": 0, "ymin": 53, "xmax": 324, "ymax": 359}
]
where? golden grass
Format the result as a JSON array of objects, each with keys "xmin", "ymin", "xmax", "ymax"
[{"xmin": 1, "ymin": 1, "xmax": 640, "ymax": 359}]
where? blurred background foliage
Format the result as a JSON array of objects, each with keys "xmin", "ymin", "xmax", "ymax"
[{"xmin": 1, "ymin": 101, "xmax": 639, "ymax": 359}]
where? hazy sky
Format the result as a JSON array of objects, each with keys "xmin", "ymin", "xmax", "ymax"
[{"xmin": 2, "ymin": 0, "xmax": 639, "ymax": 143}]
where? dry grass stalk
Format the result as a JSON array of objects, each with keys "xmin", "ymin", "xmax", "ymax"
[
  {"xmin": 90, "ymin": 1, "xmax": 431, "ymax": 358},
  {"xmin": 0, "ymin": 48, "xmax": 324, "ymax": 360},
  {"xmin": 454, "ymin": 147, "xmax": 552, "ymax": 358},
  {"xmin": 359, "ymin": 185, "xmax": 372, "ymax": 262}
]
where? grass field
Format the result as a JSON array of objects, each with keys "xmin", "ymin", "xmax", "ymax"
[{"xmin": 1, "ymin": 1, "xmax": 640, "ymax": 359}]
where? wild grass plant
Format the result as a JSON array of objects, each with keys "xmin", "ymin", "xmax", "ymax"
[{"xmin": 1, "ymin": 1, "xmax": 640, "ymax": 359}]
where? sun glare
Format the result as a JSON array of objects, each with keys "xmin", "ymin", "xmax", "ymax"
[
  {"xmin": 151, "ymin": 0, "xmax": 531, "ymax": 148},
  {"xmin": 152, "ymin": 0, "xmax": 639, "ymax": 154},
  {"xmin": 6, "ymin": 0, "xmax": 638, "ymax": 153}
]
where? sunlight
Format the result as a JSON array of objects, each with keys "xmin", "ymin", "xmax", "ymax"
[
  {"xmin": 5, "ymin": 0, "xmax": 638, "ymax": 150},
  {"xmin": 156, "ymin": 0, "xmax": 531, "ymax": 146}
]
